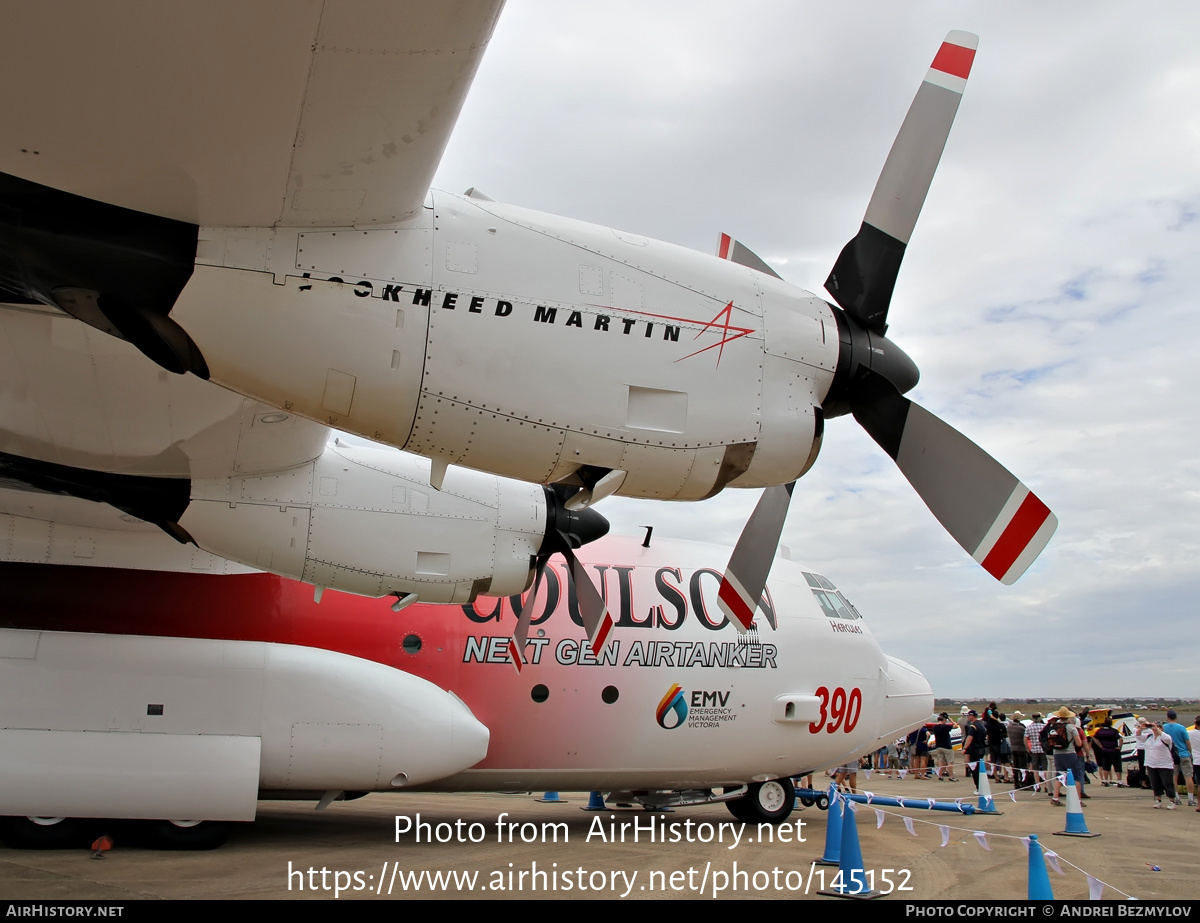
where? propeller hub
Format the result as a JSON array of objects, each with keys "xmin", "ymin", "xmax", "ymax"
[
  {"xmin": 822, "ymin": 305, "xmax": 919, "ymax": 417},
  {"xmin": 541, "ymin": 484, "xmax": 610, "ymax": 555}
]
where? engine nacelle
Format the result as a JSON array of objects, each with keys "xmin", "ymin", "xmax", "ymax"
[
  {"xmin": 180, "ymin": 443, "xmax": 549, "ymax": 604},
  {"xmin": 0, "ymin": 172, "xmax": 837, "ymax": 504},
  {"xmin": 0, "ymin": 628, "xmax": 489, "ymax": 821},
  {"xmin": 166, "ymin": 192, "xmax": 837, "ymax": 502}
]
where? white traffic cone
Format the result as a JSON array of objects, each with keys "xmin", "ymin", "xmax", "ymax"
[
  {"xmin": 1054, "ymin": 770, "xmax": 1099, "ymax": 838},
  {"xmin": 975, "ymin": 763, "xmax": 1001, "ymax": 814}
]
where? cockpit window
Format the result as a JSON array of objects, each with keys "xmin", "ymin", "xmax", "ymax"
[
  {"xmin": 802, "ymin": 571, "xmax": 837, "ymax": 591},
  {"xmin": 811, "ymin": 589, "xmax": 839, "ymax": 618},
  {"xmin": 836, "ymin": 591, "xmax": 862, "ymax": 620},
  {"xmin": 803, "ymin": 572, "xmax": 863, "ymax": 620},
  {"xmin": 811, "ymin": 589, "xmax": 863, "ymax": 620}
]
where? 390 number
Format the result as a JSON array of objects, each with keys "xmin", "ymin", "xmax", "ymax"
[{"xmin": 808, "ymin": 686, "xmax": 861, "ymax": 733}]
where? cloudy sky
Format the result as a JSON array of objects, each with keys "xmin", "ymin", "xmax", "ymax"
[{"xmin": 432, "ymin": 2, "xmax": 1200, "ymax": 698}]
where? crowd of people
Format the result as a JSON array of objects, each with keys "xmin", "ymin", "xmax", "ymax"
[{"xmin": 824, "ymin": 704, "xmax": 1200, "ymax": 810}]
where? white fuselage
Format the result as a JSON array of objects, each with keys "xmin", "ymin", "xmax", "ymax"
[{"xmin": 0, "ymin": 534, "xmax": 933, "ymax": 812}]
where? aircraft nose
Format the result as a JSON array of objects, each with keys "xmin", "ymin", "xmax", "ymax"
[{"xmin": 878, "ymin": 655, "xmax": 934, "ymax": 741}]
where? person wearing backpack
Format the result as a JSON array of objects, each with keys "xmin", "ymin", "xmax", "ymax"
[
  {"xmin": 1045, "ymin": 706, "xmax": 1084, "ymax": 806},
  {"xmin": 961, "ymin": 710, "xmax": 987, "ymax": 790}
]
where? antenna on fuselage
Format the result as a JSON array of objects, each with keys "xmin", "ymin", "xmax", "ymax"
[{"xmin": 641, "ymin": 526, "xmax": 653, "ymax": 548}]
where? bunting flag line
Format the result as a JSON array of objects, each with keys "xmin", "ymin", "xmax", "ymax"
[{"xmin": 843, "ymin": 806, "xmax": 1133, "ymax": 900}]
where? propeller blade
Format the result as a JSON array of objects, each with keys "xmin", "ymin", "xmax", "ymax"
[
  {"xmin": 507, "ymin": 557, "xmax": 547, "ymax": 673},
  {"xmin": 825, "ymin": 31, "xmax": 977, "ymax": 332},
  {"xmin": 717, "ymin": 482, "xmax": 795, "ymax": 631},
  {"xmin": 716, "ymin": 233, "xmax": 782, "ymax": 280},
  {"xmin": 562, "ymin": 544, "xmax": 614, "ymax": 655},
  {"xmin": 851, "ymin": 371, "xmax": 1056, "ymax": 584}
]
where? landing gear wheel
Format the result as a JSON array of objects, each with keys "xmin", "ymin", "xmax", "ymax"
[
  {"xmin": 144, "ymin": 820, "xmax": 232, "ymax": 850},
  {"xmin": 726, "ymin": 778, "xmax": 795, "ymax": 824},
  {"xmin": 0, "ymin": 816, "xmax": 87, "ymax": 849}
]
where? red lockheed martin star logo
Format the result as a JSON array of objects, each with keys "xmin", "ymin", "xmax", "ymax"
[{"xmin": 616, "ymin": 300, "xmax": 755, "ymax": 368}]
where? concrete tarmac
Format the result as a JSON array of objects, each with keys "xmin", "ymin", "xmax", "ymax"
[{"xmin": 1, "ymin": 775, "xmax": 1197, "ymax": 901}]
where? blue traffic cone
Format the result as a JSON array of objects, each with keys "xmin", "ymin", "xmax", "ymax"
[
  {"xmin": 819, "ymin": 799, "xmax": 882, "ymax": 898},
  {"xmin": 537, "ymin": 791, "xmax": 565, "ymax": 803},
  {"xmin": 816, "ymin": 785, "xmax": 842, "ymax": 866},
  {"xmin": 1054, "ymin": 770, "xmax": 1099, "ymax": 837},
  {"xmin": 584, "ymin": 791, "xmax": 606, "ymax": 811},
  {"xmin": 1027, "ymin": 834, "xmax": 1055, "ymax": 899},
  {"xmin": 836, "ymin": 800, "xmax": 870, "ymax": 895}
]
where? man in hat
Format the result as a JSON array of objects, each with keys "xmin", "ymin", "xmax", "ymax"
[
  {"xmin": 930, "ymin": 713, "xmax": 957, "ymax": 781},
  {"xmin": 1047, "ymin": 706, "xmax": 1084, "ymax": 806},
  {"xmin": 1134, "ymin": 716, "xmax": 1153, "ymax": 788}
]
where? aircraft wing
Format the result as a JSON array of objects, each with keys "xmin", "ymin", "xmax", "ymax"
[
  {"xmin": 0, "ymin": 302, "xmax": 330, "ymax": 485},
  {"xmin": 0, "ymin": 0, "xmax": 504, "ymax": 227}
]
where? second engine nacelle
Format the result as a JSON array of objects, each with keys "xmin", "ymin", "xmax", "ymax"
[{"xmin": 180, "ymin": 442, "xmax": 587, "ymax": 604}]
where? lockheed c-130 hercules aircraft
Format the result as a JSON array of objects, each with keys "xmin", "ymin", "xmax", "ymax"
[
  {"xmin": 0, "ymin": 2, "xmax": 1057, "ymax": 654},
  {"xmin": 0, "ymin": 2, "xmax": 1034, "ymax": 851},
  {"xmin": 0, "ymin": 523, "xmax": 932, "ymax": 848}
]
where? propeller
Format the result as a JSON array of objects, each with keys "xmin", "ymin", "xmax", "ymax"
[
  {"xmin": 718, "ymin": 32, "xmax": 1057, "ymax": 629},
  {"xmin": 508, "ymin": 484, "xmax": 613, "ymax": 671}
]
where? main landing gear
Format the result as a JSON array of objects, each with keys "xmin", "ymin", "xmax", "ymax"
[{"xmin": 726, "ymin": 778, "xmax": 796, "ymax": 824}]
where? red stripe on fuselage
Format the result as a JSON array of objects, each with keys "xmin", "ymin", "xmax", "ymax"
[
  {"xmin": 930, "ymin": 42, "xmax": 975, "ymax": 80},
  {"xmin": 981, "ymin": 493, "xmax": 1051, "ymax": 580}
]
